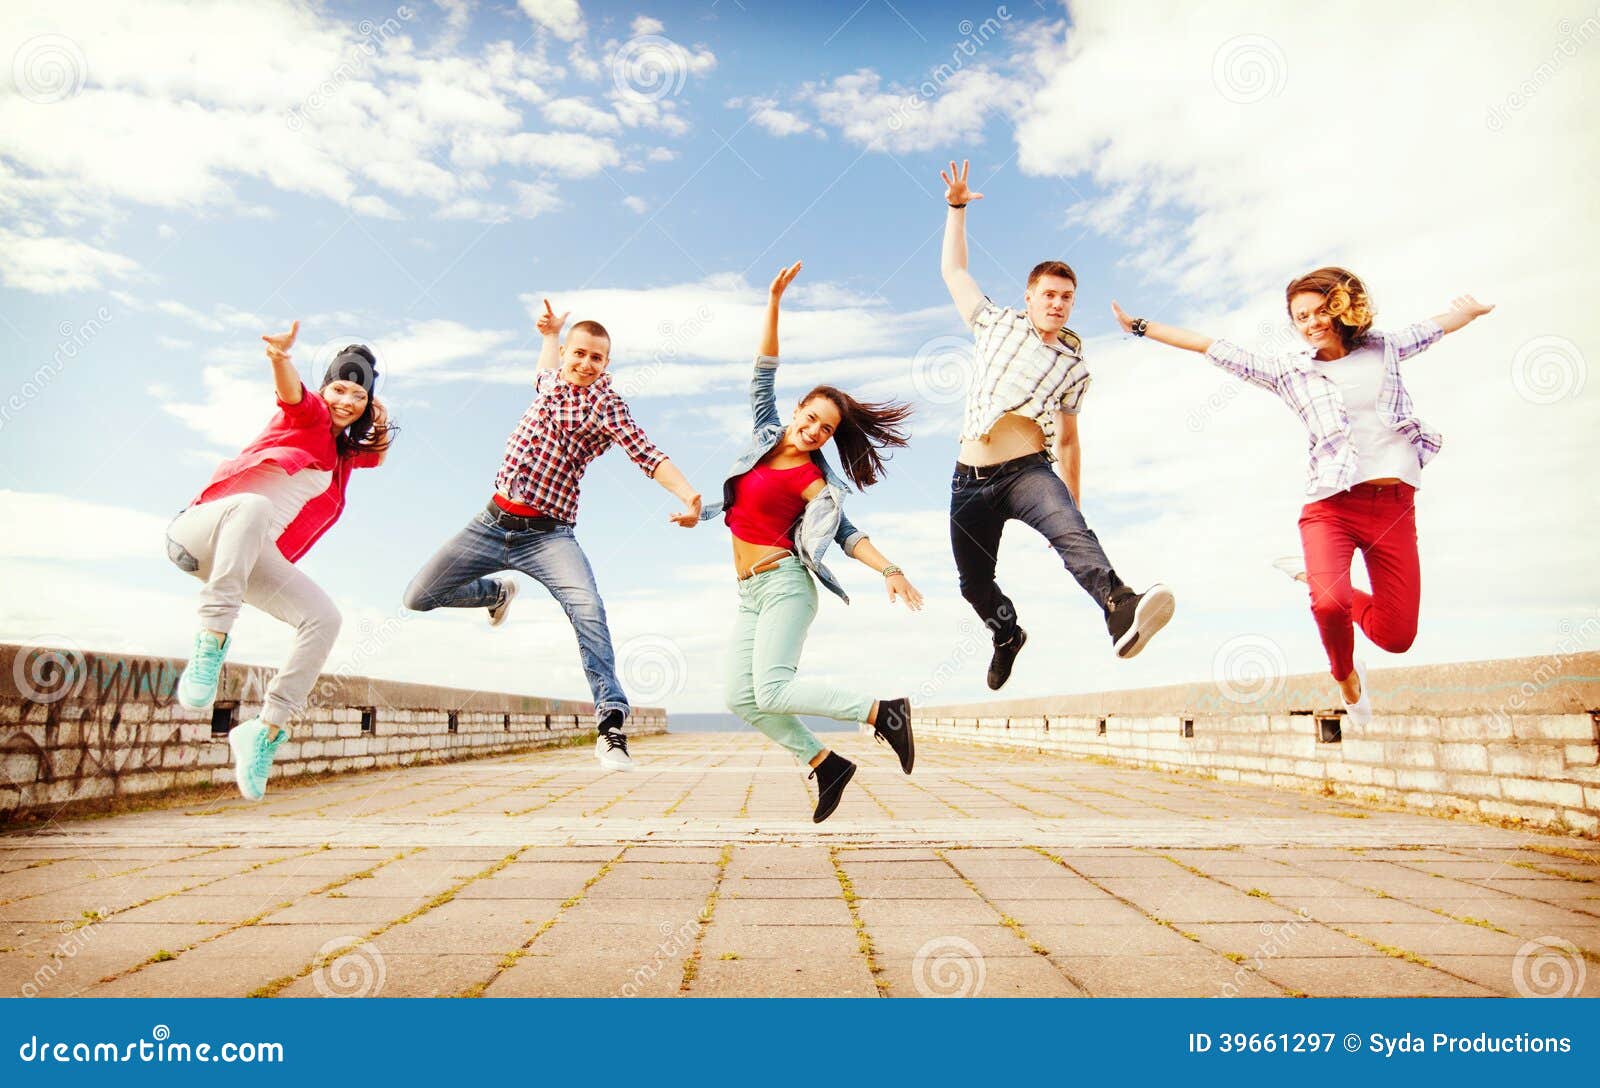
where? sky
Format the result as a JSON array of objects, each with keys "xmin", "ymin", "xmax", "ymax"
[{"xmin": 1, "ymin": 0, "xmax": 1596, "ymax": 719}]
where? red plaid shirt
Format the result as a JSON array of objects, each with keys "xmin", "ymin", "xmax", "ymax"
[{"xmin": 494, "ymin": 369, "xmax": 667, "ymax": 523}]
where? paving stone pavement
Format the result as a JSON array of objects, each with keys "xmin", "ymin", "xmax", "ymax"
[{"xmin": 3, "ymin": 733, "xmax": 1597, "ymax": 998}]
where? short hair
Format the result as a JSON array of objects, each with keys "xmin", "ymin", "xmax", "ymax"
[
  {"xmin": 1026, "ymin": 260, "xmax": 1077, "ymax": 289},
  {"xmin": 568, "ymin": 319, "xmax": 610, "ymax": 344}
]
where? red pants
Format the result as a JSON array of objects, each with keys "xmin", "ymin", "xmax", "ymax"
[{"xmin": 1297, "ymin": 481, "xmax": 1421, "ymax": 681}]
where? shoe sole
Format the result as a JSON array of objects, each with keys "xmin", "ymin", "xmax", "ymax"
[
  {"xmin": 226, "ymin": 728, "xmax": 263, "ymax": 802},
  {"xmin": 175, "ymin": 671, "xmax": 217, "ymax": 710},
  {"xmin": 1115, "ymin": 586, "xmax": 1175, "ymax": 660},
  {"xmin": 813, "ymin": 762, "xmax": 857, "ymax": 823},
  {"xmin": 986, "ymin": 630, "xmax": 1027, "ymax": 691},
  {"xmin": 488, "ymin": 583, "xmax": 516, "ymax": 627}
]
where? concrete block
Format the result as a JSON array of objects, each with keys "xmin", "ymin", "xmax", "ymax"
[
  {"xmin": 1499, "ymin": 778, "xmax": 1586, "ymax": 808},
  {"xmin": 1512, "ymin": 715, "xmax": 1599, "ymax": 743}
]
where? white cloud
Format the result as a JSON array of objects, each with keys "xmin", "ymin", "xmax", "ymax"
[
  {"xmin": 728, "ymin": 95, "xmax": 820, "ymax": 138},
  {"xmin": 798, "ymin": 66, "xmax": 1022, "ymax": 153},
  {"xmin": 519, "ymin": 0, "xmax": 585, "ymax": 42},
  {"xmin": 622, "ymin": 194, "xmax": 648, "ymax": 214},
  {"xmin": 541, "ymin": 95, "xmax": 622, "ymax": 133},
  {"xmin": 0, "ymin": 227, "xmax": 138, "ymax": 293},
  {"xmin": 630, "ymin": 15, "xmax": 665, "ymax": 36}
]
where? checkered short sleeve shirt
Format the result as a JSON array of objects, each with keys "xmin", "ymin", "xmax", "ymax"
[
  {"xmin": 493, "ymin": 369, "xmax": 667, "ymax": 523},
  {"xmin": 960, "ymin": 298, "xmax": 1092, "ymax": 455}
]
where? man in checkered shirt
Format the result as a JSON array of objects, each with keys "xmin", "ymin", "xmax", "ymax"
[
  {"xmin": 938, "ymin": 159, "xmax": 1175, "ymax": 690},
  {"xmin": 403, "ymin": 302, "xmax": 703, "ymax": 771}
]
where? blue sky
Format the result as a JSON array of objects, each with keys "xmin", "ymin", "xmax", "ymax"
[{"xmin": 2, "ymin": 0, "xmax": 1595, "ymax": 717}]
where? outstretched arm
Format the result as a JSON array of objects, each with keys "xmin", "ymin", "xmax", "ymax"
[
  {"xmin": 655, "ymin": 459, "xmax": 702, "ymax": 528},
  {"xmin": 939, "ymin": 159, "xmax": 986, "ymax": 326},
  {"xmin": 849, "ymin": 537, "xmax": 924, "ymax": 612},
  {"xmin": 536, "ymin": 298, "xmax": 569, "ymax": 373},
  {"xmin": 1430, "ymin": 294, "xmax": 1494, "ymax": 336},
  {"xmin": 1110, "ymin": 301, "xmax": 1213, "ymax": 353},
  {"xmin": 261, "ymin": 320, "xmax": 302, "ymax": 404}
]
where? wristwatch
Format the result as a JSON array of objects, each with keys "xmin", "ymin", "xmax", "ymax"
[{"xmin": 1131, "ymin": 317, "xmax": 1148, "ymax": 338}]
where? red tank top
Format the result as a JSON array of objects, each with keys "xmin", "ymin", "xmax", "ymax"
[{"xmin": 726, "ymin": 460, "xmax": 823, "ymax": 549}]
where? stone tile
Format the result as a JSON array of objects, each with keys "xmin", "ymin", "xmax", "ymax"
[
  {"xmin": 1053, "ymin": 954, "xmax": 1282, "ymax": 997},
  {"xmin": 1027, "ymin": 923, "xmax": 1220, "ymax": 957},
  {"xmin": 986, "ymin": 898, "xmax": 1149, "ymax": 926},
  {"xmin": 483, "ymin": 954, "xmax": 683, "ymax": 998},
  {"xmin": 1333, "ymin": 921, "xmax": 1535, "ymax": 957},
  {"xmin": 1253, "ymin": 956, "xmax": 1495, "ymax": 997},
  {"xmin": 688, "ymin": 957, "xmax": 879, "ymax": 997},
  {"xmin": 1181, "ymin": 922, "xmax": 1381, "ymax": 959},
  {"xmin": 279, "ymin": 952, "xmax": 504, "ymax": 998},
  {"xmin": 716, "ymin": 898, "xmax": 854, "ymax": 927},
  {"xmin": 722, "ymin": 878, "xmax": 842, "ymax": 899},
  {"xmin": 879, "ymin": 954, "xmax": 1084, "ymax": 997},
  {"xmin": 701, "ymin": 923, "xmax": 860, "ymax": 960}
]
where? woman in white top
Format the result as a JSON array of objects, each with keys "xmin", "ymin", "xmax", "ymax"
[{"xmin": 1111, "ymin": 267, "xmax": 1492, "ymax": 724}]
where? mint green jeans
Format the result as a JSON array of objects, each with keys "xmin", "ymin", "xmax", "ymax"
[{"xmin": 724, "ymin": 558, "xmax": 875, "ymax": 763}]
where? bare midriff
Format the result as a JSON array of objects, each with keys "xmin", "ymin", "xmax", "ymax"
[
  {"xmin": 729, "ymin": 452, "xmax": 826, "ymax": 576},
  {"xmin": 958, "ymin": 411, "xmax": 1048, "ymax": 467}
]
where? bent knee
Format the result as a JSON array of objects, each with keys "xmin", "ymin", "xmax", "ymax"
[
  {"xmin": 401, "ymin": 581, "xmax": 437, "ymax": 612},
  {"xmin": 752, "ymin": 678, "xmax": 794, "ymax": 714}
]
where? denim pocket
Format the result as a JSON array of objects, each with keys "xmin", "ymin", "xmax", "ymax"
[{"xmin": 166, "ymin": 534, "xmax": 200, "ymax": 573}]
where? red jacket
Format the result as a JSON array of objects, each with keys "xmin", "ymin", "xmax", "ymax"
[{"xmin": 191, "ymin": 383, "xmax": 382, "ymax": 562}]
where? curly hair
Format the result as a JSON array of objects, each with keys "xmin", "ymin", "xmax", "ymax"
[{"xmin": 1286, "ymin": 266, "xmax": 1374, "ymax": 348}]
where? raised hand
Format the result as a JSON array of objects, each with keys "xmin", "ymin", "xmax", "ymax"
[
  {"xmin": 1449, "ymin": 294, "xmax": 1494, "ymax": 319},
  {"xmin": 537, "ymin": 298, "xmax": 570, "ymax": 338},
  {"xmin": 887, "ymin": 571, "xmax": 924, "ymax": 612},
  {"xmin": 939, "ymin": 159, "xmax": 984, "ymax": 206},
  {"xmin": 1110, "ymin": 300, "xmax": 1136, "ymax": 334},
  {"xmin": 262, "ymin": 320, "xmax": 299, "ymax": 362},
  {"xmin": 769, "ymin": 260, "xmax": 802, "ymax": 300}
]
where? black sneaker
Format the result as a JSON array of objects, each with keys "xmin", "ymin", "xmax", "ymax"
[
  {"xmin": 987, "ymin": 627, "xmax": 1027, "ymax": 690},
  {"xmin": 872, "ymin": 698, "xmax": 915, "ymax": 774},
  {"xmin": 809, "ymin": 752, "xmax": 857, "ymax": 823},
  {"xmin": 1106, "ymin": 584, "xmax": 1175, "ymax": 659}
]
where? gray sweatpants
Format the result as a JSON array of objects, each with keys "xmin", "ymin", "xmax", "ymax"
[{"xmin": 166, "ymin": 493, "xmax": 342, "ymax": 727}]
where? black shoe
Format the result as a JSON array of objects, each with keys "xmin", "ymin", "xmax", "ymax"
[
  {"xmin": 1106, "ymin": 584, "xmax": 1175, "ymax": 659},
  {"xmin": 809, "ymin": 752, "xmax": 857, "ymax": 823},
  {"xmin": 598, "ymin": 709, "xmax": 625, "ymax": 733},
  {"xmin": 987, "ymin": 627, "xmax": 1027, "ymax": 690},
  {"xmin": 872, "ymin": 698, "xmax": 915, "ymax": 774}
]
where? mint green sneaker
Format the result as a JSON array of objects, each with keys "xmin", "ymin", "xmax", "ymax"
[
  {"xmin": 177, "ymin": 630, "xmax": 230, "ymax": 709},
  {"xmin": 227, "ymin": 718, "xmax": 287, "ymax": 801}
]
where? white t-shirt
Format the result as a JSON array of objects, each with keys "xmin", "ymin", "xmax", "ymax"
[
  {"xmin": 1307, "ymin": 343, "xmax": 1422, "ymax": 502},
  {"xmin": 231, "ymin": 463, "xmax": 334, "ymax": 535}
]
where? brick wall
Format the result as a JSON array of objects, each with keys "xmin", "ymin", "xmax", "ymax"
[
  {"xmin": 0, "ymin": 643, "xmax": 667, "ymax": 820},
  {"xmin": 900, "ymin": 652, "xmax": 1600, "ymax": 835}
]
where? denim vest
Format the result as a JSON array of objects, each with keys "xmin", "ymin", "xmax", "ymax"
[{"xmin": 699, "ymin": 356, "xmax": 867, "ymax": 603}]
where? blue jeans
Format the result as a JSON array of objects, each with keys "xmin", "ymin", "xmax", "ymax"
[
  {"xmin": 949, "ymin": 452, "xmax": 1125, "ymax": 642},
  {"xmin": 402, "ymin": 510, "xmax": 628, "ymax": 724}
]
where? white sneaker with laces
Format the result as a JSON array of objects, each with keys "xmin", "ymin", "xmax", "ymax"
[
  {"xmin": 596, "ymin": 730, "xmax": 635, "ymax": 772},
  {"xmin": 488, "ymin": 579, "xmax": 518, "ymax": 627},
  {"xmin": 1343, "ymin": 658, "xmax": 1373, "ymax": 728},
  {"xmin": 1271, "ymin": 556, "xmax": 1306, "ymax": 583}
]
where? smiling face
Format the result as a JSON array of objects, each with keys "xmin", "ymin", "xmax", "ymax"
[
  {"xmin": 321, "ymin": 379, "xmax": 370, "ymax": 430},
  {"xmin": 1025, "ymin": 273, "xmax": 1076, "ymax": 338},
  {"xmin": 1289, "ymin": 290, "xmax": 1343, "ymax": 356},
  {"xmin": 788, "ymin": 394, "xmax": 841, "ymax": 453},
  {"xmin": 560, "ymin": 328, "xmax": 611, "ymax": 386}
]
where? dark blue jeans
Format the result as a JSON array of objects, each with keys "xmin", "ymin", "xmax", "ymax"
[
  {"xmin": 402, "ymin": 509, "xmax": 628, "ymax": 723},
  {"xmin": 949, "ymin": 452, "xmax": 1125, "ymax": 643}
]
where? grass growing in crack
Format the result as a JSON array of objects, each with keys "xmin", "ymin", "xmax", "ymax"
[
  {"xmin": 830, "ymin": 847, "xmax": 887, "ymax": 996},
  {"xmin": 678, "ymin": 842, "xmax": 734, "ymax": 994}
]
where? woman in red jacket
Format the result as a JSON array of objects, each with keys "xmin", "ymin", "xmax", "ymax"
[{"xmin": 165, "ymin": 321, "xmax": 393, "ymax": 801}]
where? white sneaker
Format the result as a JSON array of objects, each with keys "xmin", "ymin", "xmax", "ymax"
[
  {"xmin": 596, "ymin": 731, "xmax": 635, "ymax": 772},
  {"xmin": 488, "ymin": 578, "xmax": 518, "ymax": 627},
  {"xmin": 1271, "ymin": 556, "xmax": 1306, "ymax": 583},
  {"xmin": 1343, "ymin": 657, "xmax": 1373, "ymax": 727}
]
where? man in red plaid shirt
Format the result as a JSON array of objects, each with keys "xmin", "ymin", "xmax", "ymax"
[{"xmin": 403, "ymin": 301, "xmax": 702, "ymax": 771}]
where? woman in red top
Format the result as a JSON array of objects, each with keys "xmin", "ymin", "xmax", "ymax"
[
  {"xmin": 711, "ymin": 262, "xmax": 924, "ymax": 823},
  {"xmin": 165, "ymin": 321, "xmax": 393, "ymax": 801}
]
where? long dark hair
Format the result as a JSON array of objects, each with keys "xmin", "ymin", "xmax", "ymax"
[
  {"xmin": 323, "ymin": 344, "xmax": 398, "ymax": 459},
  {"xmin": 800, "ymin": 385, "xmax": 912, "ymax": 490}
]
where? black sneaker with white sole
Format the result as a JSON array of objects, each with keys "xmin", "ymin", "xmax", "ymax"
[
  {"xmin": 872, "ymin": 697, "xmax": 914, "ymax": 774},
  {"xmin": 1106, "ymin": 584, "xmax": 1175, "ymax": 659},
  {"xmin": 987, "ymin": 628, "xmax": 1027, "ymax": 690}
]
